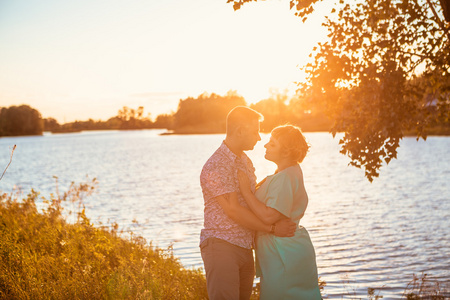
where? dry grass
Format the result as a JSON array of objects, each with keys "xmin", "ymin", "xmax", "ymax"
[
  {"xmin": 402, "ymin": 273, "xmax": 448, "ymax": 300},
  {"xmin": 0, "ymin": 180, "xmax": 208, "ymax": 299}
]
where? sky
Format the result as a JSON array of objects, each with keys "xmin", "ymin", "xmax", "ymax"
[{"xmin": 0, "ymin": 0, "xmax": 329, "ymax": 123}]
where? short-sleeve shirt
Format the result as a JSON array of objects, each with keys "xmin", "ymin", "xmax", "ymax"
[{"xmin": 200, "ymin": 142, "xmax": 257, "ymax": 249}]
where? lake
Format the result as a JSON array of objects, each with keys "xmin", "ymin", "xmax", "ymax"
[{"xmin": 0, "ymin": 130, "xmax": 449, "ymax": 299}]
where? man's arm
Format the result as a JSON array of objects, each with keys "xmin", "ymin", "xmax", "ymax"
[{"xmin": 216, "ymin": 192, "xmax": 295, "ymax": 237}]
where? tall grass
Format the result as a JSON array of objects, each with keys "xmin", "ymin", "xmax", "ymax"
[
  {"xmin": 402, "ymin": 273, "xmax": 448, "ymax": 300},
  {"xmin": 336, "ymin": 273, "xmax": 448, "ymax": 300},
  {"xmin": 0, "ymin": 179, "xmax": 208, "ymax": 299}
]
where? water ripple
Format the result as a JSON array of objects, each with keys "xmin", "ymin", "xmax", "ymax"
[{"xmin": 0, "ymin": 131, "xmax": 448, "ymax": 298}]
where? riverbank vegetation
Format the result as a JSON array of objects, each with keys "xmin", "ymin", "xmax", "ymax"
[
  {"xmin": 0, "ymin": 105, "xmax": 44, "ymax": 137},
  {"xmin": 0, "ymin": 89, "xmax": 336, "ymax": 137},
  {"xmin": 0, "ymin": 180, "xmax": 208, "ymax": 299},
  {"xmin": 2, "ymin": 88, "xmax": 448, "ymax": 138}
]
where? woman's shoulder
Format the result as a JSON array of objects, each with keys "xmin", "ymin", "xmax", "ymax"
[
  {"xmin": 272, "ymin": 165, "xmax": 305, "ymax": 191},
  {"xmin": 278, "ymin": 165, "xmax": 302, "ymax": 179},
  {"xmin": 266, "ymin": 165, "xmax": 301, "ymax": 186}
]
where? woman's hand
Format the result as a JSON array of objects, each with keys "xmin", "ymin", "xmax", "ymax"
[
  {"xmin": 238, "ymin": 169, "xmax": 284, "ymax": 225},
  {"xmin": 237, "ymin": 169, "xmax": 252, "ymax": 196}
]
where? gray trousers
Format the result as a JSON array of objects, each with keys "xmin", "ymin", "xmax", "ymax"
[{"xmin": 200, "ymin": 238, "xmax": 255, "ymax": 300}]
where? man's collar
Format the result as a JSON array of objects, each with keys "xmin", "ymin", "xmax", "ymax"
[{"xmin": 220, "ymin": 141, "xmax": 241, "ymax": 161}]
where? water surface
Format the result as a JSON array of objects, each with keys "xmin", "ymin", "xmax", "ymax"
[{"xmin": 0, "ymin": 130, "xmax": 448, "ymax": 299}]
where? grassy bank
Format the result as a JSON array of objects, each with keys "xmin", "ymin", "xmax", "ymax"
[{"xmin": 0, "ymin": 182, "xmax": 208, "ymax": 299}]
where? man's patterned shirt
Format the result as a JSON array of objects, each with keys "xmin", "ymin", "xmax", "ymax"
[{"xmin": 200, "ymin": 142, "xmax": 257, "ymax": 249}]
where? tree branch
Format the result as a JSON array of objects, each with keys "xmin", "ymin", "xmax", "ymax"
[
  {"xmin": 426, "ymin": 0, "xmax": 445, "ymax": 26},
  {"xmin": 426, "ymin": 0, "xmax": 450, "ymax": 40}
]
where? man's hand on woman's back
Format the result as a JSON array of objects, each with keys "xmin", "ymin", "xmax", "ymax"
[{"xmin": 273, "ymin": 219, "xmax": 297, "ymax": 237}]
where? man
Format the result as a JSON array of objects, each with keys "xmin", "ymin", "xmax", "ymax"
[{"xmin": 200, "ymin": 106, "xmax": 296, "ymax": 300}]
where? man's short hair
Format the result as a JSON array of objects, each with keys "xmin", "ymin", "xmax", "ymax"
[{"xmin": 226, "ymin": 106, "xmax": 263, "ymax": 134}]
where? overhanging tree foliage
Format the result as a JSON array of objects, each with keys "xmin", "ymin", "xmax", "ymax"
[{"xmin": 228, "ymin": 0, "xmax": 450, "ymax": 181}]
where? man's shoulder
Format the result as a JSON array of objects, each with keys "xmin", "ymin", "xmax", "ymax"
[
  {"xmin": 202, "ymin": 147, "xmax": 232, "ymax": 170},
  {"xmin": 200, "ymin": 147, "xmax": 236, "ymax": 187}
]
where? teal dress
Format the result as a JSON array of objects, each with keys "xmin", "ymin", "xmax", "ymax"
[{"xmin": 254, "ymin": 165, "xmax": 321, "ymax": 300}]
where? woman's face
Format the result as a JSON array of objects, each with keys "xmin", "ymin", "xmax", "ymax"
[{"xmin": 264, "ymin": 136, "xmax": 284, "ymax": 163}]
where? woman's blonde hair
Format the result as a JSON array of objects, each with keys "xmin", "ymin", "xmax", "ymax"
[{"xmin": 271, "ymin": 125, "xmax": 310, "ymax": 163}]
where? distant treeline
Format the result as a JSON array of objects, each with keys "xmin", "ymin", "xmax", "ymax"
[
  {"xmin": 0, "ymin": 105, "xmax": 44, "ymax": 136},
  {"xmin": 44, "ymin": 106, "xmax": 171, "ymax": 134},
  {"xmin": 169, "ymin": 90, "xmax": 333, "ymax": 134},
  {"xmin": 0, "ymin": 91, "xmax": 332, "ymax": 137},
  {"xmin": 0, "ymin": 105, "xmax": 171, "ymax": 137},
  {"xmin": 1, "ymin": 90, "xmax": 448, "ymax": 137}
]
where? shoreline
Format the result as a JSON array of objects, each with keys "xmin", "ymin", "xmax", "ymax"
[{"xmin": 2, "ymin": 127, "xmax": 450, "ymax": 138}]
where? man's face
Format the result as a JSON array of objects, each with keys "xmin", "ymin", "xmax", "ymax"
[{"xmin": 241, "ymin": 119, "xmax": 261, "ymax": 151}]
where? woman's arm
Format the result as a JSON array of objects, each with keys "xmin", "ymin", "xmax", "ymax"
[{"xmin": 238, "ymin": 170, "xmax": 284, "ymax": 225}]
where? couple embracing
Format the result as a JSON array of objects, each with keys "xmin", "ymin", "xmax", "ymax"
[{"xmin": 200, "ymin": 106, "xmax": 322, "ymax": 300}]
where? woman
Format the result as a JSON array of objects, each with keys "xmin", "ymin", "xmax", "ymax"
[{"xmin": 238, "ymin": 125, "xmax": 322, "ymax": 299}]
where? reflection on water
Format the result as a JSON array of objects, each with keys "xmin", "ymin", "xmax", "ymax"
[{"xmin": 0, "ymin": 130, "xmax": 449, "ymax": 299}]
